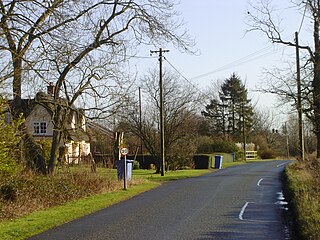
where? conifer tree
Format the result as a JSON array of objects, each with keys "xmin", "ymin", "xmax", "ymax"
[{"xmin": 203, "ymin": 73, "xmax": 254, "ymax": 141}]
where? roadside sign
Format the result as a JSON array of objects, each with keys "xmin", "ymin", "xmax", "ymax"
[
  {"xmin": 120, "ymin": 147, "xmax": 129, "ymax": 156},
  {"xmin": 120, "ymin": 147, "xmax": 129, "ymax": 190}
]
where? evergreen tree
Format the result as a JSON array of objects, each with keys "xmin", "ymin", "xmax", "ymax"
[
  {"xmin": 203, "ymin": 73, "xmax": 254, "ymax": 141},
  {"xmin": 201, "ymin": 98, "xmax": 226, "ymax": 137}
]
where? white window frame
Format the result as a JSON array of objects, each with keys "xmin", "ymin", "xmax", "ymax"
[{"xmin": 34, "ymin": 122, "xmax": 47, "ymax": 135}]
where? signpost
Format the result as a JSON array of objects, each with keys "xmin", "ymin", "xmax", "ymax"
[{"xmin": 120, "ymin": 147, "xmax": 128, "ymax": 190}]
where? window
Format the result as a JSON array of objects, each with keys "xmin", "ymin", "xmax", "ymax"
[{"xmin": 34, "ymin": 122, "xmax": 47, "ymax": 134}]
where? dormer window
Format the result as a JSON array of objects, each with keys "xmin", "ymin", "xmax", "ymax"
[{"xmin": 34, "ymin": 122, "xmax": 47, "ymax": 134}]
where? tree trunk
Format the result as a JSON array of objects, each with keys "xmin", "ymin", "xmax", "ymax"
[
  {"xmin": 10, "ymin": 58, "xmax": 47, "ymax": 174},
  {"xmin": 48, "ymin": 105, "xmax": 64, "ymax": 174},
  {"xmin": 313, "ymin": 65, "xmax": 320, "ymax": 158},
  {"xmin": 313, "ymin": 12, "xmax": 320, "ymax": 158},
  {"xmin": 12, "ymin": 58, "xmax": 22, "ymax": 103},
  {"xmin": 48, "ymin": 128, "xmax": 61, "ymax": 174}
]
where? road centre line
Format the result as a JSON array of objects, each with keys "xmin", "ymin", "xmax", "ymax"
[
  {"xmin": 276, "ymin": 162, "xmax": 288, "ymax": 168},
  {"xmin": 239, "ymin": 202, "xmax": 249, "ymax": 220},
  {"xmin": 257, "ymin": 178, "xmax": 263, "ymax": 186}
]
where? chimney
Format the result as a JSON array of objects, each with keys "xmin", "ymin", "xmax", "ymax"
[{"xmin": 47, "ymin": 82, "xmax": 55, "ymax": 96}]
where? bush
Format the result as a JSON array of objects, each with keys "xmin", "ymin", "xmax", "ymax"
[
  {"xmin": 0, "ymin": 99, "xmax": 24, "ymax": 176},
  {"xmin": 0, "ymin": 171, "xmax": 118, "ymax": 220},
  {"xmin": 133, "ymin": 160, "xmax": 140, "ymax": 170},
  {"xmin": 167, "ymin": 154, "xmax": 194, "ymax": 170},
  {"xmin": 196, "ymin": 137, "xmax": 238, "ymax": 154},
  {"xmin": 0, "ymin": 184, "xmax": 17, "ymax": 201},
  {"xmin": 259, "ymin": 148, "xmax": 276, "ymax": 159},
  {"xmin": 36, "ymin": 139, "xmax": 52, "ymax": 163}
]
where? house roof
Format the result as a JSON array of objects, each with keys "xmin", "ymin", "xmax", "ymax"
[
  {"xmin": 67, "ymin": 128, "xmax": 90, "ymax": 142},
  {"xmin": 9, "ymin": 92, "xmax": 61, "ymax": 118},
  {"xmin": 9, "ymin": 92, "xmax": 78, "ymax": 119},
  {"xmin": 8, "ymin": 98, "xmax": 36, "ymax": 118},
  {"xmin": 86, "ymin": 122, "xmax": 113, "ymax": 137}
]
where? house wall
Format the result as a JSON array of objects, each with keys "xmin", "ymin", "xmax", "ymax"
[
  {"xmin": 25, "ymin": 102, "xmax": 91, "ymax": 163},
  {"xmin": 25, "ymin": 104, "xmax": 54, "ymax": 139},
  {"xmin": 71, "ymin": 114, "xmax": 76, "ymax": 129},
  {"xmin": 65, "ymin": 140, "xmax": 90, "ymax": 164}
]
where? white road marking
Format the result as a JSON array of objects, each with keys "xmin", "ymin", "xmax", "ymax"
[
  {"xmin": 239, "ymin": 202, "xmax": 281, "ymax": 223},
  {"xmin": 239, "ymin": 202, "xmax": 249, "ymax": 220},
  {"xmin": 276, "ymin": 162, "xmax": 288, "ymax": 168},
  {"xmin": 257, "ymin": 178, "xmax": 263, "ymax": 186}
]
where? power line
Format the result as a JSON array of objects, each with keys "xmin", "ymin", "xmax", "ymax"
[
  {"xmin": 164, "ymin": 57, "xmax": 203, "ymax": 93},
  {"xmin": 190, "ymin": 45, "xmax": 279, "ymax": 80},
  {"xmin": 298, "ymin": 2, "xmax": 308, "ymax": 34},
  {"xmin": 164, "ymin": 45, "xmax": 280, "ymax": 94},
  {"xmin": 96, "ymin": 48, "xmax": 158, "ymax": 59}
]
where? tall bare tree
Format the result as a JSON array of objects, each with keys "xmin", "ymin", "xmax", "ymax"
[
  {"xmin": 0, "ymin": 0, "xmax": 195, "ymax": 173},
  {"xmin": 246, "ymin": 0, "xmax": 320, "ymax": 158},
  {"xmin": 123, "ymin": 70, "xmax": 203, "ymax": 172}
]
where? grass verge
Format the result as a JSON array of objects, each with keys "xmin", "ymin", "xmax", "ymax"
[
  {"xmin": 133, "ymin": 169, "xmax": 212, "ymax": 181},
  {"xmin": 284, "ymin": 161, "xmax": 320, "ymax": 240}
]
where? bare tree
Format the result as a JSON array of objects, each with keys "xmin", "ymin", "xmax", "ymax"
[
  {"xmin": 246, "ymin": 0, "xmax": 320, "ymax": 157},
  {"xmin": 250, "ymin": 108, "xmax": 278, "ymax": 151},
  {"xmin": 0, "ymin": 0, "xmax": 195, "ymax": 173},
  {"xmin": 123, "ymin": 70, "xmax": 203, "ymax": 172}
]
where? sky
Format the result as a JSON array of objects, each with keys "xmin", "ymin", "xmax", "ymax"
[{"xmin": 132, "ymin": 0, "xmax": 311, "ymax": 112}]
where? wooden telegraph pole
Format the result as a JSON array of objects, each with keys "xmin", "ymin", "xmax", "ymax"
[
  {"xmin": 242, "ymin": 102, "xmax": 247, "ymax": 161},
  {"xmin": 138, "ymin": 87, "xmax": 143, "ymax": 155},
  {"xmin": 295, "ymin": 32, "xmax": 305, "ymax": 161},
  {"xmin": 150, "ymin": 48, "xmax": 169, "ymax": 176}
]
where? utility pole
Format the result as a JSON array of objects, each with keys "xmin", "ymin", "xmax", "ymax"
[
  {"xmin": 138, "ymin": 87, "xmax": 143, "ymax": 155},
  {"xmin": 285, "ymin": 122, "xmax": 290, "ymax": 159},
  {"xmin": 242, "ymin": 102, "xmax": 247, "ymax": 161},
  {"xmin": 150, "ymin": 48, "xmax": 169, "ymax": 176},
  {"xmin": 295, "ymin": 32, "xmax": 305, "ymax": 161}
]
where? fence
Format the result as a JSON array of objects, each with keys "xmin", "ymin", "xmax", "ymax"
[{"xmin": 246, "ymin": 151, "xmax": 258, "ymax": 160}]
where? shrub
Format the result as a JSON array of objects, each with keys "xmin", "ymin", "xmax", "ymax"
[
  {"xmin": 132, "ymin": 160, "xmax": 140, "ymax": 170},
  {"xmin": 196, "ymin": 137, "xmax": 238, "ymax": 154},
  {"xmin": 167, "ymin": 154, "xmax": 194, "ymax": 170},
  {"xmin": 0, "ymin": 184, "xmax": 17, "ymax": 201},
  {"xmin": 259, "ymin": 148, "xmax": 276, "ymax": 159},
  {"xmin": 36, "ymin": 139, "xmax": 52, "ymax": 163},
  {"xmin": 0, "ymin": 99, "xmax": 24, "ymax": 176},
  {"xmin": 0, "ymin": 170, "xmax": 118, "ymax": 220},
  {"xmin": 166, "ymin": 137, "xmax": 197, "ymax": 170}
]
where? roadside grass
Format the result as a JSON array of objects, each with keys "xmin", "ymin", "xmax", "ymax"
[
  {"xmin": 221, "ymin": 159, "xmax": 279, "ymax": 168},
  {"xmin": 133, "ymin": 169, "xmax": 212, "ymax": 181},
  {"xmin": 0, "ymin": 181, "xmax": 160, "ymax": 240},
  {"xmin": 284, "ymin": 161, "xmax": 320, "ymax": 240},
  {"xmin": 0, "ymin": 168, "xmax": 211, "ymax": 240},
  {"xmin": 222, "ymin": 161, "xmax": 246, "ymax": 168}
]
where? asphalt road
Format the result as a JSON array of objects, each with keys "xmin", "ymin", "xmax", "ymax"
[{"xmin": 29, "ymin": 160, "xmax": 292, "ymax": 240}]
